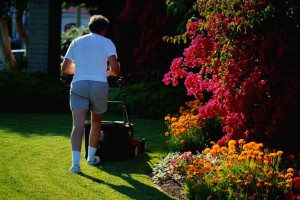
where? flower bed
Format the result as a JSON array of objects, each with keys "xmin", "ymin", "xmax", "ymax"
[{"xmin": 152, "ymin": 140, "xmax": 300, "ymax": 199}]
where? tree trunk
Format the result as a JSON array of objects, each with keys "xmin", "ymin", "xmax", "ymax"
[
  {"xmin": 16, "ymin": 12, "xmax": 28, "ymax": 48},
  {"xmin": 0, "ymin": 17, "xmax": 16, "ymax": 70},
  {"xmin": 15, "ymin": 0, "xmax": 28, "ymax": 49}
]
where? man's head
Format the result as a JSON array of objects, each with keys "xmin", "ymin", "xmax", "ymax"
[{"xmin": 88, "ymin": 15, "xmax": 109, "ymax": 33}]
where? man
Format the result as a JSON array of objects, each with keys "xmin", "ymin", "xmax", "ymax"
[{"xmin": 61, "ymin": 15, "xmax": 120, "ymax": 173}]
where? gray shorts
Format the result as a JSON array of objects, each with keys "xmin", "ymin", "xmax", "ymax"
[{"xmin": 70, "ymin": 80, "xmax": 109, "ymax": 114}]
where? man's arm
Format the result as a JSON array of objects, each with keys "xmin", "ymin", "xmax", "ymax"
[
  {"xmin": 107, "ymin": 55, "xmax": 120, "ymax": 77},
  {"xmin": 61, "ymin": 58, "xmax": 75, "ymax": 75}
]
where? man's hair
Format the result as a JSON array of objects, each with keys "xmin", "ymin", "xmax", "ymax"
[{"xmin": 88, "ymin": 15, "xmax": 109, "ymax": 33}]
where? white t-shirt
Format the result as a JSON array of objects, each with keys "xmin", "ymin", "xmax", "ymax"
[{"xmin": 65, "ymin": 33, "xmax": 117, "ymax": 83}]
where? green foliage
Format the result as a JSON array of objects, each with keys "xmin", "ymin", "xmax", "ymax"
[
  {"xmin": 61, "ymin": 26, "xmax": 90, "ymax": 56},
  {"xmin": 0, "ymin": 0, "xmax": 14, "ymax": 17},
  {"xmin": 202, "ymin": 118, "xmax": 223, "ymax": 142},
  {"xmin": 183, "ymin": 179, "xmax": 212, "ymax": 200},
  {"xmin": 166, "ymin": 127, "xmax": 209, "ymax": 153},
  {"xmin": 166, "ymin": 0, "xmax": 199, "ymax": 34},
  {"xmin": 162, "ymin": 34, "xmax": 188, "ymax": 45},
  {"xmin": 0, "ymin": 71, "xmax": 69, "ymax": 113},
  {"xmin": 108, "ymin": 81, "xmax": 191, "ymax": 119},
  {"xmin": 152, "ymin": 152, "xmax": 182, "ymax": 184}
]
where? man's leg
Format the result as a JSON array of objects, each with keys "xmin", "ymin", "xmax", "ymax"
[
  {"xmin": 70, "ymin": 108, "xmax": 88, "ymax": 172},
  {"xmin": 87, "ymin": 112, "xmax": 102, "ymax": 164}
]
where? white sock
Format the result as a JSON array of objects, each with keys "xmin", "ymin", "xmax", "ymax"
[
  {"xmin": 72, "ymin": 151, "xmax": 81, "ymax": 167},
  {"xmin": 87, "ymin": 146, "xmax": 97, "ymax": 162}
]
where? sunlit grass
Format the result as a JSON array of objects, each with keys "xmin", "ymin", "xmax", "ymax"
[{"xmin": 0, "ymin": 113, "xmax": 174, "ymax": 199}]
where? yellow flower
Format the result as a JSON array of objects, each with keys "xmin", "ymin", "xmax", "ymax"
[
  {"xmin": 227, "ymin": 174, "xmax": 236, "ymax": 179},
  {"xmin": 269, "ymin": 153, "xmax": 277, "ymax": 157},
  {"xmin": 253, "ymin": 150, "xmax": 260, "ymax": 155},
  {"xmin": 285, "ymin": 183, "xmax": 291, "ymax": 188},
  {"xmin": 278, "ymin": 174, "xmax": 285, "ymax": 179},
  {"xmin": 164, "ymin": 132, "xmax": 169, "ymax": 137},
  {"xmin": 212, "ymin": 144, "xmax": 220, "ymax": 150},
  {"xmin": 238, "ymin": 156, "xmax": 247, "ymax": 162},
  {"xmin": 203, "ymin": 148, "xmax": 211, "ymax": 154},
  {"xmin": 264, "ymin": 182, "xmax": 272, "ymax": 187},
  {"xmin": 286, "ymin": 179, "xmax": 293, "ymax": 184},
  {"xmin": 220, "ymin": 146, "xmax": 228, "ymax": 154},
  {"xmin": 276, "ymin": 150, "xmax": 283, "ymax": 156},
  {"xmin": 243, "ymin": 170, "xmax": 249, "ymax": 175},
  {"xmin": 210, "ymin": 149, "xmax": 217, "ymax": 156},
  {"xmin": 206, "ymin": 196, "xmax": 213, "ymax": 200},
  {"xmin": 180, "ymin": 139, "xmax": 185, "ymax": 144},
  {"xmin": 244, "ymin": 181, "xmax": 251, "ymax": 186},
  {"xmin": 267, "ymin": 171, "xmax": 274, "ymax": 178},
  {"xmin": 285, "ymin": 173, "xmax": 294, "ymax": 178},
  {"xmin": 238, "ymin": 139, "xmax": 245, "ymax": 144},
  {"xmin": 228, "ymin": 149, "xmax": 235, "ymax": 154},
  {"xmin": 247, "ymin": 174, "xmax": 253, "ymax": 180},
  {"xmin": 263, "ymin": 160, "xmax": 269, "ymax": 165},
  {"xmin": 287, "ymin": 168, "xmax": 294, "ymax": 173},
  {"xmin": 192, "ymin": 183, "xmax": 201, "ymax": 189},
  {"xmin": 228, "ymin": 140, "xmax": 236, "ymax": 146},
  {"xmin": 256, "ymin": 182, "xmax": 263, "ymax": 188},
  {"xmin": 164, "ymin": 116, "xmax": 170, "ymax": 121},
  {"xmin": 215, "ymin": 166, "xmax": 223, "ymax": 171},
  {"xmin": 235, "ymin": 180, "xmax": 243, "ymax": 184}
]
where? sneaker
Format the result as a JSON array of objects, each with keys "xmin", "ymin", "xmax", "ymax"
[
  {"xmin": 69, "ymin": 165, "xmax": 80, "ymax": 173},
  {"xmin": 87, "ymin": 156, "xmax": 100, "ymax": 166}
]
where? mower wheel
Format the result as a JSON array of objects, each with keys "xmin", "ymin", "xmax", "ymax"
[
  {"xmin": 142, "ymin": 140, "xmax": 147, "ymax": 152},
  {"xmin": 140, "ymin": 138, "xmax": 147, "ymax": 152},
  {"xmin": 131, "ymin": 145, "xmax": 139, "ymax": 157}
]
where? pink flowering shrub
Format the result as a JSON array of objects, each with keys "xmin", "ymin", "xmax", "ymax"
[{"xmin": 163, "ymin": 0, "xmax": 300, "ymax": 153}]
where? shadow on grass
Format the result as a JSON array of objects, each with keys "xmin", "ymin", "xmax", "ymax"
[
  {"xmin": 0, "ymin": 113, "xmax": 72, "ymax": 137},
  {"xmin": 79, "ymin": 153, "xmax": 174, "ymax": 200}
]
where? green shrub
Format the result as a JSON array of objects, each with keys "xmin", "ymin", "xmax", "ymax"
[
  {"xmin": 0, "ymin": 71, "xmax": 188, "ymax": 116},
  {"xmin": 166, "ymin": 127, "xmax": 209, "ymax": 153},
  {"xmin": 0, "ymin": 71, "xmax": 69, "ymax": 113},
  {"xmin": 61, "ymin": 26, "xmax": 90, "ymax": 56},
  {"xmin": 108, "ymin": 80, "xmax": 191, "ymax": 119},
  {"xmin": 152, "ymin": 152, "xmax": 182, "ymax": 184}
]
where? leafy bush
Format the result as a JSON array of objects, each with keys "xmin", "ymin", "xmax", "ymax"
[
  {"xmin": 163, "ymin": 0, "xmax": 300, "ymax": 154},
  {"xmin": 163, "ymin": 100, "xmax": 221, "ymax": 153},
  {"xmin": 165, "ymin": 127, "xmax": 209, "ymax": 153},
  {"xmin": 107, "ymin": 80, "xmax": 191, "ymax": 119},
  {"xmin": 152, "ymin": 152, "xmax": 183, "ymax": 184},
  {"xmin": 0, "ymin": 71, "xmax": 69, "ymax": 113},
  {"xmin": 61, "ymin": 26, "xmax": 90, "ymax": 56}
]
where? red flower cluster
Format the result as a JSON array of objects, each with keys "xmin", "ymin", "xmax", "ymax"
[{"xmin": 163, "ymin": 0, "xmax": 300, "ymax": 151}]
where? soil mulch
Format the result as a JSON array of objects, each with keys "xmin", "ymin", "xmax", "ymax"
[{"xmin": 155, "ymin": 179, "xmax": 186, "ymax": 200}]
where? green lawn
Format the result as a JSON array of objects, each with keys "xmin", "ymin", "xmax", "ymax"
[{"xmin": 0, "ymin": 113, "xmax": 175, "ymax": 200}]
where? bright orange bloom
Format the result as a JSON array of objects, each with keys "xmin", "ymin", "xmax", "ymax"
[
  {"xmin": 287, "ymin": 168, "xmax": 294, "ymax": 173},
  {"xmin": 164, "ymin": 116, "xmax": 170, "ymax": 121},
  {"xmin": 247, "ymin": 174, "xmax": 253, "ymax": 180},
  {"xmin": 276, "ymin": 150, "xmax": 283, "ymax": 156}
]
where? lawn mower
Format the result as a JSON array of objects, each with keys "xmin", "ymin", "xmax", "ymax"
[{"xmin": 84, "ymin": 77, "xmax": 147, "ymax": 160}]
